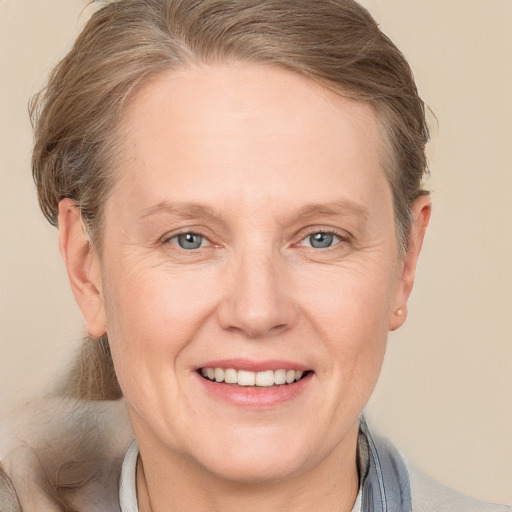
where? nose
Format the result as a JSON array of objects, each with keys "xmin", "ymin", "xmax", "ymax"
[{"xmin": 216, "ymin": 250, "xmax": 298, "ymax": 339}]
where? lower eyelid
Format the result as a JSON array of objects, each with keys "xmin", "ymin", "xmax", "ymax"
[
  {"xmin": 161, "ymin": 230, "xmax": 348, "ymax": 250},
  {"xmin": 164, "ymin": 232, "xmax": 210, "ymax": 248}
]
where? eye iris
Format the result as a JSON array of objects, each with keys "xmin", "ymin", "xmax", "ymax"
[
  {"xmin": 177, "ymin": 233, "xmax": 203, "ymax": 249},
  {"xmin": 309, "ymin": 232, "xmax": 334, "ymax": 248}
]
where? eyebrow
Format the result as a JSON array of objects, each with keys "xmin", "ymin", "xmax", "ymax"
[
  {"xmin": 293, "ymin": 200, "xmax": 369, "ymax": 221},
  {"xmin": 138, "ymin": 199, "xmax": 369, "ymax": 224},
  {"xmin": 138, "ymin": 202, "xmax": 221, "ymax": 221}
]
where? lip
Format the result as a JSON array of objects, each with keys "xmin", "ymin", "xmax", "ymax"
[
  {"xmin": 194, "ymin": 359, "xmax": 314, "ymax": 408},
  {"xmin": 195, "ymin": 371, "xmax": 313, "ymax": 408}
]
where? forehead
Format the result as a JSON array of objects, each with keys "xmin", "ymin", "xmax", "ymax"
[{"xmin": 112, "ymin": 63, "xmax": 390, "ymax": 221}]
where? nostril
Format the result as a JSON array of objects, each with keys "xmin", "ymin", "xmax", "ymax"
[{"xmin": 215, "ymin": 270, "xmax": 299, "ymax": 338}]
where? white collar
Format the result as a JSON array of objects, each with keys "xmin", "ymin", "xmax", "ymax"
[{"xmin": 119, "ymin": 440, "xmax": 139, "ymax": 512}]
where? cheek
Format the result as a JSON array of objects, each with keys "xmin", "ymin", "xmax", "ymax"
[
  {"xmin": 299, "ymin": 261, "xmax": 397, "ymax": 337},
  {"xmin": 101, "ymin": 264, "xmax": 218, "ymax": 380},
  {"xmin": 297, "ymin": 260, "xmax": 396, "ymax": 385}
]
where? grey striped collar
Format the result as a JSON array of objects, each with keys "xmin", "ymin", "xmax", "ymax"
[{"xmin": 359, "ymin": 417, "xmax": 412, "ymax": 512}]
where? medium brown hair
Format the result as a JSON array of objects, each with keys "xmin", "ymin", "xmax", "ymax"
[
  {"xmin": 31, "ymin": 0, "xmax": 429, "ymax": 255},
  {"xmin": 19, "ymin": 2, "xmax": 431, "ymax": 507}
]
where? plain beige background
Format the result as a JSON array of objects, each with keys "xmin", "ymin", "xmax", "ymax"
[{"xmin": 0, "ymin": 0, "xmax": 510, "ymax": 505}]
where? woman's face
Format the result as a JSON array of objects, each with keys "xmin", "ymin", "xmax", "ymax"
[{"xmin": 69, "ymin": 63, "xmax": 425, "ymax": 482}]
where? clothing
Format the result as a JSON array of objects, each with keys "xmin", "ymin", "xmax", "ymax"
[
  {"xmin": 117, "ymin": 418, "xmax": 510, "ymax": 512},
  {"xmin": 2, "ymin": 414, "xmax": 509, "ymax": 511},
  {"xmin": 119, "ymin": 440, "xmax": 139, "ymax": 512}
]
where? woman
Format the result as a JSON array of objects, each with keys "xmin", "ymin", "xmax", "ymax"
[{"xmin": 0, "ymin": 1, "xmax": 509, "ymax": 511}]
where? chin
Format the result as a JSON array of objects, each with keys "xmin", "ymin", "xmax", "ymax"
[
  {"xmin": 187, "ymin": 427, "xmax": 313, "ymax": 484},
  {"xmin": 201, "ymin": 454, "xmax": 308, "ymax": 485}
]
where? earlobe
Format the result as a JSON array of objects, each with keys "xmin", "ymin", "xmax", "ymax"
[
  {"xmin": 389, "ymin": 306, "xmax": 406, "ymax": 332},
  {"xmin": 389, "ymin": 195, "xmax": 431, "ymax": 332},
  {"xmin": 58, "ymin": 199, "xmax": 106, "ymax": 338}
]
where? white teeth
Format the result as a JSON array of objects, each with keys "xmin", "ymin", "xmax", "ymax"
[
  {"xmin": 200, "ymin": 367, "xmax": 308, "ymax": 386},
  {"xmin": 274, "ymin": 369, "xmax": 286, "ymax": 385},
  {"xmin": 237, "ymin": 370, "xmax": 256, "ymax": 386},
  {"xmin": 255, "ymin": 370, "xmax": 274, "ymax": 387},
  {"xmin": 224, "ymin": 368, "xmax": 238, "ymax": 384}
]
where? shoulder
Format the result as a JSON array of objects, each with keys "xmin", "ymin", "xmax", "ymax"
[
  {"xmin": 0, "ymin": 464, "xmax": 21, "ymax": 512},
  {"xmin": 1, "ymin": 397, "xmax": 132, "ymax": 511},
  {"xmin": 408, "ymin": 464, "xmax": 511, "ymax": 512}
]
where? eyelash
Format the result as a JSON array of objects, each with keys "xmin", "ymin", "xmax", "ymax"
[
  {"xmin": 163, "ymin": 231, "xmax": 212, "ymax": 250},
  {"xmin": 162, "ymin": 228, "xmax": 349, "ymax": 252},
  {"xmin": 296, "ymin": 230, "xmax": 345, "ymax": 250}
]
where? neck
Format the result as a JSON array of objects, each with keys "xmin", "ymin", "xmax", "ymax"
[{"xmin": 135, "ymin": 424, "xmax": 360, "ymax": 512}]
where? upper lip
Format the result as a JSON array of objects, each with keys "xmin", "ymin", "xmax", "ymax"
[{"xmin": 196, "ymin": 358, "xmax": 311, "ymax": 372}]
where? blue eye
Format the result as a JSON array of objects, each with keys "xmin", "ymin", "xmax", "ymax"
[
  {"xmin": 305, "ymin": 232, "xmax": 340, "ymax": 249},
  {"xmin": 171, "ymin": 232, "xmax": 207, "ymax": 250}
]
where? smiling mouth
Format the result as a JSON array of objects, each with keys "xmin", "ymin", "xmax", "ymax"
[{"xmin": 198, "ymin": 368, "xmax": 311, "ymax": 387}]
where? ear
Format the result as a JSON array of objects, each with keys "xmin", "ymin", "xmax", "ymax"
[
  {"xmin": 58, "ymin": 199, "xmax": 106, "ymax": 338},
  {"xmin": 389, "ymin": 195, "xmax": 431, "ymax": 331}
]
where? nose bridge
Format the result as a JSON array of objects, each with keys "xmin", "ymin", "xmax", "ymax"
[{"xmin": 217, "ymin": 240, "xmax": 297, "ymax": 338}]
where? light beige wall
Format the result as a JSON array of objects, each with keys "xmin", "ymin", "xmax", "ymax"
[
  {"xmin": 359, "ymin": 0, "xmax": 512, "ymax": 505},
  {"xmin": 0, "ymin": 1, "xmax": 96, "ymax": 409},
  {"xmin": 1, "ymin": 0, "xmax": 510, "ymax": 504}
]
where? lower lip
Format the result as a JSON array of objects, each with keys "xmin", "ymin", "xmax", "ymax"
[{"xmin": 195, "ymin": 372, "xmax": 313, "ymax": 408}]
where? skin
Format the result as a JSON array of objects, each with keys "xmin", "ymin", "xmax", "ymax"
[{"xmin": 59, "ymin": 63, "xmax": 430, "ymax": 512}]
